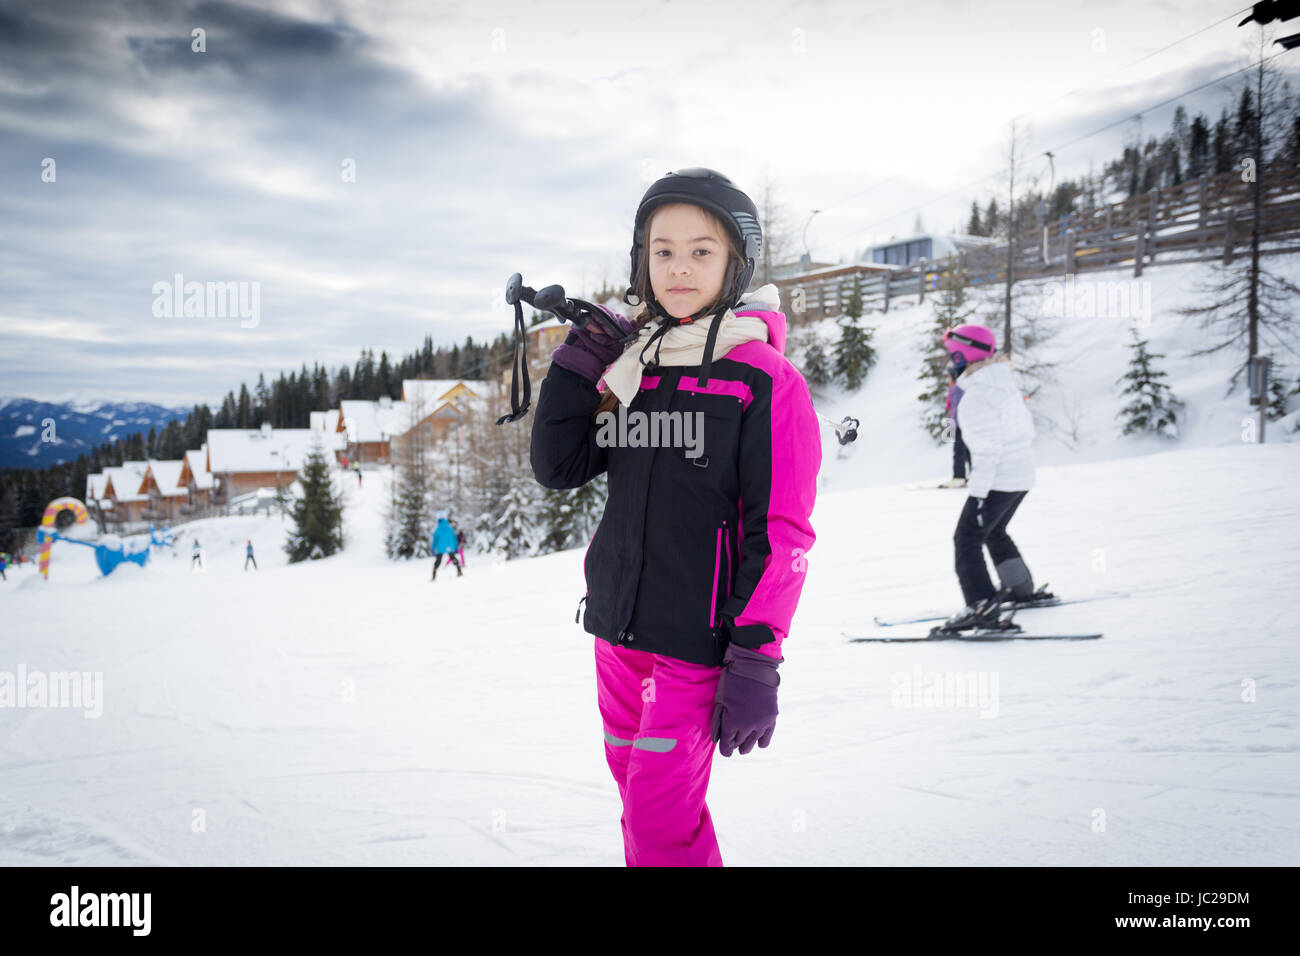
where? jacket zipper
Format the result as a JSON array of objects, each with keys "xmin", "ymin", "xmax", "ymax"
[{"xmin": 710, "ymin": 519, "xmax": 730, "ymax": 628}]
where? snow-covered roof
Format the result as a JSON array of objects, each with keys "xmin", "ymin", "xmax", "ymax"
[
  {"xmin": 144, "ymin": 459, "xmax": 186, "ymax": 497},
  {"xmin": 310, "ymin": 409, "xmax": 340, "ymax": 434},
  {"xmin": 206, "ymin": 427, "xmax": 329, "ymax": 474},
  {"xmin": 182, "ymin": 446, "xmax": 214, "ymax": 489},
  {"xmin": 526, "ymin": 316, "xmax": 567, "ymax": 333},
  {"xmin": 338, "ymin": 399, "xmax": 408, "ymax": 443},
  {"xmin": 102, "ymin": 461, "xmax": 150, "ymax": 502},
  {"xmin": 401, "ymin": 379, "xmax": 486, "ymax": 412},
  {"xmin": 86, "ymin": 472, "xmax": 109, "ymax": 504},
  {"xmin": 338, "ymin": 386, "xmax": 491, "ymax": 444}
]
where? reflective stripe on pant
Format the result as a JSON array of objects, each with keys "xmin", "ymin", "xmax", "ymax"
[{"xmin": 594, "ymin": 636, "xmax": 724, "ymax": 867}]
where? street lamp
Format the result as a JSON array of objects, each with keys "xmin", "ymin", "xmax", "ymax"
[{"xmin": 802, "ymin": 209, "xmax": 821, "ymax": 268}]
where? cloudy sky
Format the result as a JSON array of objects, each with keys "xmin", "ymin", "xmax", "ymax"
[{"xmin": 1, "ymin": 0, "xmax": 1293, "ymax": 407}]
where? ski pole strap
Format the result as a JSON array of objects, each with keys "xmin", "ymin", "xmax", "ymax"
[
  {"xmin": 497, "ymin": 297, "xmax": 531, "ymax": 425},
  {"xmin": 696, "ymin": 305, "xmax": 725, "ymax": 387}
]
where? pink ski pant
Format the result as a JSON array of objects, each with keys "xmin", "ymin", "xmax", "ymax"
[{"xmin": 594, "ymin": 637, "xmax": 724, "ymax": 867}]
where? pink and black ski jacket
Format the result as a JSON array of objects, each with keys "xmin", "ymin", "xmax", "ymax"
[{"xmin": 530, "ymin": 306, "xmax": 821, "ymax": 667}]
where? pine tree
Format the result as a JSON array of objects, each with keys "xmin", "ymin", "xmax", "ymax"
[
  {"xmin": 796, "ymin": 329, "xmax": 834, "ymax": 387},
  {"xmin": 538, "ymin": 487, "xmax": 582, "ymax": 554},
  {"xmin": 385, "ymin": 423, "xmax": 434, "ymax": 560},
  {"xmin": 489, "ymin": 475, "xmax": 541, "ymax": 560},
  {"xmin": 1266, "ymin": 362, "xmax": 1290, "ymax": 422},
  {"xmin": 918, "ymin": 267, "xmax": 976, "ymax": 441},
  {"xmin": 983, "ymin": 198, "xmax": 1000, "ymax": 236},
  {"xmin": 1187, "ymin": 114, "xmax": 1211, "ymax": 178},
  {"xmin": 378, "ymin": 351, "xmax": 394, "ymax": 399},
  {"xmin": 841, "ymin": 274, "xmax": 864, "ymax": 320},
  {"xmin": 237, "ymin": 384, "xmax": 252, "ymax": 427},
  {"xmin": 254, "ymin": 373, "xmax": 269, "ymax": 426},
  {"xmin": 0, "ymin": 482, "xmax": 19, "ymax": 552},
  {"xmin": 284, "ymin": 439, "xmax": 344, "ymax": 561},
  {"xmin": 535, "ymin": 473, "xmax": 609, "ymax": 555},
  {"xmin": 1212, "ymin": 109, "xmax": 1233, "ymax": 174},
  {"xmin": 834, "ymin": 315, "xmax": 877, "ymax": 391},
  {"xmin": 1116, "ymin": 329, "xmax": 1183, "ymax": 438}
]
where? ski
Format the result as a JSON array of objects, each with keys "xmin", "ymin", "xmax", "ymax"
[
  {"xmin": 872, "ymin": 589, "xmax": 1127, "ymax": 627},
  {"xmin": 845, "ymin": 629, "xmax": 1103, "ymax": 643}
]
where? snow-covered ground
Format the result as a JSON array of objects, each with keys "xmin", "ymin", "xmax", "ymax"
[{"xmin": 3, "ymin": 259, "xmax": 1298, "ymax": 866}]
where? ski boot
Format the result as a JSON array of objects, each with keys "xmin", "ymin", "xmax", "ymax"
[
  {"xmin": 930, "ymin": 594, "xmax": 1019, "ymax": 636},
  {"xmin": 999, "ymin": 582, "xmax": 1057, "ymax": 609},
  {"xmin": 937, "ymin": 476, "xmax": 968, "ymax": 489}
]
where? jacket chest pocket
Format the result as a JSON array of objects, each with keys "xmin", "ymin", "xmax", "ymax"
[{"xmin": 674, "ymin": 407, "xmax": 740, "ymax": 472}]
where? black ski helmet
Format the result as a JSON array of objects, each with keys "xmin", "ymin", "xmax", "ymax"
[{"xmin": 626, "ymin": 167, "xmax": 763, "ymax": 320}]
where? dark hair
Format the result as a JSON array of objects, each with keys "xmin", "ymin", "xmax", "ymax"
[{"xmin": 591, "ymin": 202, "xmax": 744, "ymax": 420}]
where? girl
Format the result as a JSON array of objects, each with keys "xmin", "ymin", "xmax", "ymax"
[
  {"xmin": 938, "ymin": 324, "xmax": 1038, "ymax": 631},
  {"xmin": 938, "ymin": 369, "xmax": 971, "ymax": 488},
  {"xmin": 530, "ymin": 168, "xmax": 821, "ymax": 866}
]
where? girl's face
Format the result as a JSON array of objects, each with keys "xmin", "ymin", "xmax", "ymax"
[{"xmin": 647, "ymin": 203, "xmax": 730, "ymax": 319}]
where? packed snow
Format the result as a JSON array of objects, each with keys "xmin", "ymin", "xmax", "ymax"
[{"xmin": 2, "ymin": 260, "xmax": 1298, "ymax": 866}]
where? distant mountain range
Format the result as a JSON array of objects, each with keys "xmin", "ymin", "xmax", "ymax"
[{"xmin": 0, "ymin": 396, "xmax": 190, "ymax": 471}]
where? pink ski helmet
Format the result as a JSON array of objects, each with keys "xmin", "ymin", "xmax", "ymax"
[{"xmin": 943, "ymin": 324, "xmax": 997, "ymax": 367}]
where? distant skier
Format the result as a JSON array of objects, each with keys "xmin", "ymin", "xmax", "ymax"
[
  {"xmin": 191, "ymin": 539, "xmax": 203, "ymax": 571},
  {"xmin": 430, "ymin": 510, "xmax": 463, "ymax": 580},
  {"xmin": 455, "ymin": 529, "xmax": 467, "ymax": 568},
  {"xmin": 938, "ymin": 370, "xmax": 971, "ymax": 488},
  {"xmin": 0, "ymin": 552, "xmax": 8, "ymax": 581},
  {"xmin": 938, "ymin": 324, "xmax": 1039, "ymax": 631},
  {"xmin": 244, "ymin": 539, "xmax": 257, "ymax": 571},
  {"xmin": 354, "ymin": 461, "xmax": 362, "ymax": 486}
]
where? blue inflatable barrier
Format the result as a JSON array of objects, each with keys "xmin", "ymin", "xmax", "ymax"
[{"xmin": 36, "ymin": 528, "xmax": 151, "ymax": 577}]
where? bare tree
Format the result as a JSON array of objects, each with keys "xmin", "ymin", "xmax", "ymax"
[
  {"xmin": 753, "ymin": 174, "xmax": 798, "ymax": 286},
  {"xmin": 1180, "ymin": 30, "xmax": 1300, "ymax": 387},
  {"xmin": 997, "ymin": 119, "xmax": 1039, "ymax": 355}
]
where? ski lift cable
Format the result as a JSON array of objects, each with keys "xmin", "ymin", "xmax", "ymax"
[
  {"xmin": 1011, "ymin": 6, "xmax": 1256, "ymax": 125},
  {"xmin": 822, "ymin": 49, "xmax": 1294, "ymax": 249}
]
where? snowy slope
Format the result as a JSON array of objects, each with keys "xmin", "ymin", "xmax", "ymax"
[
  {"xmin": 2, "ymin": 257, "xmax": 1299, "ymax": 866},
  {"xmin": 3, "ymin": 441, "xmax": 1297, "ymax": 866},
  {"xmin": 808, "ymin": 258, "xmax": 1300, "ymax": 492}
]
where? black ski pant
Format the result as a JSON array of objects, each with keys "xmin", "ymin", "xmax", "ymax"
[
  {"xmin": 245, "ymin": 554, "xmax": 257, "ymax": 570},
  {"xmin": 954, "ymin": 490, "xmax": 1033, "ymax": 606},
  {"xmin": 951, "ymin": 426, "xmax": 971, "ymax": 479},
  {"xmin": 432, "ymin": 552, "xmax": 462, "ymax": 577}
]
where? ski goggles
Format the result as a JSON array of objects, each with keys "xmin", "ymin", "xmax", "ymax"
[{"xmin": 942, "ymin": 328, "xmax": 995, "ymax": 354}]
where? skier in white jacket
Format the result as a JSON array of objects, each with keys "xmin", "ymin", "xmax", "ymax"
[{"xmin": 939, "ymin": 324, "xmax": 1039, "ymax": 631}]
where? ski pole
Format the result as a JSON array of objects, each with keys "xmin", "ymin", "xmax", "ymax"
[{"xmin": 817, "ymin": 413, "xmax": 859, "ymax": 445}]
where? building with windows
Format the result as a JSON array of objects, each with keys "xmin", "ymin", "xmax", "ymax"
[
  {"xmin": 861, "ymin": 233, "xmax": 991, "ymax": 268},
  {"xmin": 207, "ymin": 423, "xmax": 331, "ymax": 501}
]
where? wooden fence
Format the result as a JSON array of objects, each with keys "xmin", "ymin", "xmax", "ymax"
[{"xmin": 776, "ymin": 159, "xmax": 1300, "ymax": 320}]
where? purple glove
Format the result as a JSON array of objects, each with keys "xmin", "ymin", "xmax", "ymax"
[
  {"xmin": 710, "ymin": 642, "xmax": 782, "ymax": 757},
  {"xmin": 551, "ymin": 307, "xmax": 637, "ymax": 383}
]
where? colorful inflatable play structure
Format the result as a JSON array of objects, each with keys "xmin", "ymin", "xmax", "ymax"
[{"xmin": 36, "ymin": 496, "xmax": 151, "ymax": 579}]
